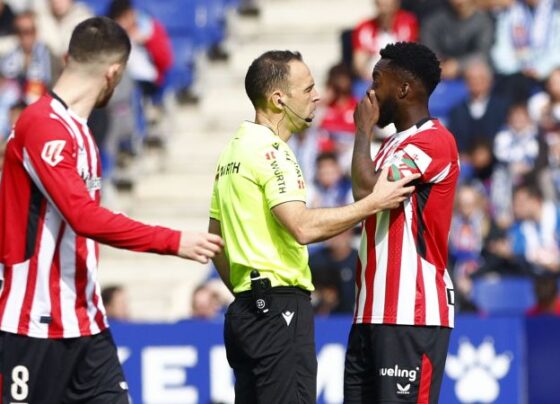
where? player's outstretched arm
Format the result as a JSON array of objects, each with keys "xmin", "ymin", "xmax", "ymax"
[
  {"xmin": 272, "ymin": 168, "xmax": 418, "ymax": 245},
  {"xmin": 178, "ymin": 230, "xmax": 224, "ymax": 265},
  {"xmin": 352, "ymin": 90, "xmax": 380, "ymax": 201}
]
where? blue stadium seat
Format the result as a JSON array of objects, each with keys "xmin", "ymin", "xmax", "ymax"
[
  {"xmin": 428, "ymin": 79, "xmax": 468, "ymax": 122},
  {"xmin": 77, "ymin": 0, "xmax": 112, "ymax": 16},
  {"xmin": 471, "ymin": 276, "xmax": 535, "ymax": 315},
  {"xmin": 166, "ymin": 36, "xmax": 196, "ymax": 90},
  {"xmin": 134, "ymin": 0, "xmax": 197, "ymax": 36}
]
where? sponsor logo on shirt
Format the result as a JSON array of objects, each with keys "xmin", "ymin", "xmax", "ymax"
[
  {"xmin": 41, "ymin": 140, "xmax": 66, "ymax": 167},
  {"xmin": 217, "ymin": 162, "xmax": 241, "ymax": 178}
]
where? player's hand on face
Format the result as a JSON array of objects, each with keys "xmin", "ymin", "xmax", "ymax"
[
  {"xmin": 178, "ymin": 231, "xmax": 224, "ymax": 264},
  {"xmin": 354, "ymin": 89, "xmax": 379, "ymax": 136},
  {"xmin": 367, "ymin": 167, "xmax": 420, "ymax": 212}
]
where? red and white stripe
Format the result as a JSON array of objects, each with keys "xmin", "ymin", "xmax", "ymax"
[
  {"xmin": 0, "ymin": 96, "xmax": 107, "ymax": 338},
  {"xmin": 354, "ymin": 119, "xmax": 458, "ymax": 328}
]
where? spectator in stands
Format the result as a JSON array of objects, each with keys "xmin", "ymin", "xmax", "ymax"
[
  {"xmin": 35, "ymin": 0, "xmax": 93, "ymax": 59},
  {"xmin": 491, "ymin": 0, "xmax": 560, "ymax": 102},
  {"xmin": 309, "ymin": 228, "xmax": 357, "ymax": 314},
  {"xmin": 476, "ymin": 0, "xmax": 517, "ymax": 11},
  {"xmin": 1, "ymin": 11, "xmax": 52, "ymax": 104},
  {"xmin": 526, "ymin": 274, "xmax": 560, "ymax": 315},
  {"xmin": 421, "ymin": 0, "xmax": 494, "ymax": 80},
  {"xmin": 320, "ymin": 63, "xmax": 357, "ymax": 138},
  {"xmin": 449, "ymin": 184, "xmax": 488, "ymax": 307},
  {"xmin": 191, "ymin": 284, "xmax": 222, "ymax": 320},
  {"xmin": 0, "ymin": 74, "xmax": 21, "ymax": 137},
  {"xmin": 448, "ymin": 59, "xmax": 510, "ymax": 154},
  {"xmin": 352, "ymin": 0, "xmax": 418, "ymax": 82},
  {"xmin": 540, "ymin": 130, "xmax": 560, "ymax": 202},
  {"xmin": 319, "ymin": 63, "xmax": 358, "ymax": 171},
  {"xmin": 459, "ymin": 137, "xmax": 496, "ymax": 194},
  {"xmin": 308, "ymin": 152, "xmax": 353, "ymax": 209},
  {"xmin": 8, "ymin": 100, "xmax": 26, "ymax": 128},
  {"xmin": 312, "ymin": 270, "xmax": 341, "ymax": 316},
  {"xmin": 492, "ymin": 103, "xmax": 540, "ymax": 224},
  {"xmin": 528, "ymin": 67, "xmax": 560, "ymax": 130},
  {"xmin": 509, "ymin": 184, "xmax": 560, "ymax": 274},
  {"xmin": 288, "ymin": 127, "xmax": 326, "ymax": 187},
  {"xmin": 102, "ymin": 71, "xmax": 140, "ymax": 191},
  {"xmin": 0, "ymin": 0, "xmax": 15, "ymax": 37},
  {"xmin": 108, "ymin": 0, "xmax": 173, "ymax": 146},
  {"xmin": 108, "ymin": 0, "xmax": 173, "ymax": 99},
  {"xmin": 401, "ymin": 0, "xmax": 446, "ymax": 24},
  {"xmin": 101, "ymin": 285, "xmax": 131, "ymax": 321},
  {"xmin": 477, "ymin": 217, "xmax": 527, "ymax": 276}
]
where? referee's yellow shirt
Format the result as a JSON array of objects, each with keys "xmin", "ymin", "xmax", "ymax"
[{"xmin": 210, "ymin": 121, "xmax": 313, "ymax": 293}]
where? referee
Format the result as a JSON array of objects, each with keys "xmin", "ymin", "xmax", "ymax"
[{"xmin": 208, "ymin": 50, "xmax": 419, "ymax": 403}]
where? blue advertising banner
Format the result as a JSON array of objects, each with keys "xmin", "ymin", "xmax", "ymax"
[
  {"xmin": 526, "ymin": 316, "xmax": 560, "ymax": 404},
  {"xmin": 111, "ymin": 315, "xmax": 533, "ymax": 404},
  {"xmin": 440, "ymin": 316, "xmax": 526, "ymax": 404}
]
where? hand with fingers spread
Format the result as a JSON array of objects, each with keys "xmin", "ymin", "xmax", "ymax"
[
  {"xmin": 364, "ymin": 166, "xmax": 420, "ymax": 212},
  {"xmin": 178, "ymin": 231, "xmax": 224, "ymax": 264}
]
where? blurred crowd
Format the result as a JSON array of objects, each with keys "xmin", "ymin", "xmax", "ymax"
[
  {"xmin": 1, "ymin": 0, "xmax": 559, "ymax": 320},
  {"xmin": 296, "ymin": 0, "xmax": 560, "ymax": 318},
  {"xmin": 0, "ymin": 0, "xmax": 254, "ymax": 192}
]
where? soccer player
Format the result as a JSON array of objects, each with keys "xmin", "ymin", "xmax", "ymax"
[
  {"xmin": 208, "ymin": 50, "xmax": 419, "ymax": 403},
  {"xmin": 345, "ymin": 42, "xmax": 460, "ymax": 403},
  {"xmin": 0, "ymin": 17, "xmax": 222, "ymax": 403}
]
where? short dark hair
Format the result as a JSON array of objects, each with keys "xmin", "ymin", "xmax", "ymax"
[
  {"xmin": 107, "ymin": 0, "xmax": 133, "ymax": 20},
  {"xmin": 245, "ymin": 50, "xmax": 302, "ymax": 108},
  {"xmin": 514, "ymin": 183, "xmax": 544, "ymax": 201},
  {"xmin": 380, "ymin": 42, "xmax": 441, "ymax": 95},
  {"xmin": 68, "ymin": 16, "xmax": 131, "ymax": 64},
  {"xmin": 316, "ymin": 151, "xmax": 338, "ymax": 166}
]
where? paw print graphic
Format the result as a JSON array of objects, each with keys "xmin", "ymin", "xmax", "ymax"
[{"xmin": 445, "ymin": 338, "xmax": 512, "ymax": 403}]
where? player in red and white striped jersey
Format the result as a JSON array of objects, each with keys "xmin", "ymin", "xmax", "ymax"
[
  {"xmin": 344, "ymin": 42, "xmax": 459, "ymax": 403},
  {"xmin": 0, "ymin": 17, "xmax": 222, "ymax": 403}
]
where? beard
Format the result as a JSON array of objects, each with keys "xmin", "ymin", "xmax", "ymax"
[{"xmin": 377, "ymin": 96, "xmax": 397, "ymax": 128}]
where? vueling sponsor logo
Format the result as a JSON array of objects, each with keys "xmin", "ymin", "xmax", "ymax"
[{"xmin": 378, "ymin": 365, "xmax": 419, "ymax": 382}]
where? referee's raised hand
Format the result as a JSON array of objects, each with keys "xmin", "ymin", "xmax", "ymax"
[{"xmin": 178, "ymin": 231, "xmax": 224, "ymax": 264}]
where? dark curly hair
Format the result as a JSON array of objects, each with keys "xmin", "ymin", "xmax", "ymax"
[{"xmin": 380, "ymin": 42, "xmax": 441, "ymax": 96}]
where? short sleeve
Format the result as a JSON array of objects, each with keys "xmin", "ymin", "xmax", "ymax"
[
  {"xmin": 386, "ymin": 130, "xmax": 455, "ymax": 184},
  {"xmin": 255, "ymin": 142, "xmax": 306, "ymax": 209},
  {"xmin": 209, "ymin": 169, "xmax": 221, "ymax": 221}
]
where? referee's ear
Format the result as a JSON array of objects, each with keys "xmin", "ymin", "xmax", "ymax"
[{"xmin": 271, "ymin": 90, "xmax": 285, "ymax": 112}]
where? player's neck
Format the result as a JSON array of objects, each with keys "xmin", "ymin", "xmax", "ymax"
[
  {"xmin": 52, "ymin": 71, "xmax": 101, "ymax": 121},
  {"xmin": 394, "ymin": 105, "xmax": 431, "ymax": 132},
  {"xmin": 254, "ymin": 111, "xmax": 292, "ymax": 142}
]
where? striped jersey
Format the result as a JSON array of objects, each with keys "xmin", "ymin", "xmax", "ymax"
[
  {"xmin": 0, "ymin": 94, "xmax": 180, "ymax": 338},
  {"xmin": 354, "ymin": 118, "xmax": 459, "ymax": 328}
]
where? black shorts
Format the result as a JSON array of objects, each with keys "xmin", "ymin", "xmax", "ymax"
[
  {"xmin": 0, "ymin": 329, "xmax": 129, "ymax": 404},
  {"xmin": 224, "ymin": 287, "xmax": 317, "ymax": 404},
  {"xmin": 344, "ymin": 324, "xmax": 451, "ymax": 404}
]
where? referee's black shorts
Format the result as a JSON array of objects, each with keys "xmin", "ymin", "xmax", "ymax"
[
  {"xmin": 344, "ymin": 323, "xmax": 451, "ymax": 404},
  {"xmin": 224, "ymin": 287, "xmax": 317, "ymax": 404},
  {"xmin": 0, "ymin": 329, "xmax": 129, "ymax": 404}
]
